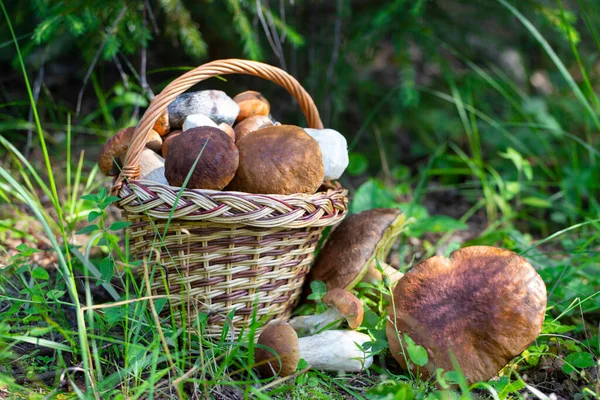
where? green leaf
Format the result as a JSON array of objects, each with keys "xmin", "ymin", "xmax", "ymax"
[
  {"xmin": 46, "ymin": 289, "xmax": 65, "ymax": 299},
  {"xmin": 31, "ymin": 267, "xmax": 49, "ymax": 281},
  {"xmin": 404, "ymin": 334, "xmax": 428, "ymax": 367},
  {"xmin": 521, "ymin": 197, "xmax": 552, "ymax": 208},
  {"xmin": 16, "ymin": 243, "xmax": 41, "ymax": 256},
  {"xmin": 109, "ymin": 221, "xmax": 132, "ymax": 231},
  {"xmin": 76, "ymin": 224, "xmax": 99, "ymax": 235},
  {"xmin": 306, "ymin": 280, "xmax": 327, "ymax": 301},
  {"xmin": 351, "ymin": 179, "xmax": 397, "ymax": 214},
  {"xmin": 99, "ymin": 257, "xmax": 114, "ymax": 282},
  {"xmin": 407, "ymin": 216, "xmax": 468, "ymax": 238},
  {"xmin": 347, "ymin": 153, "xmax": 368, "ymax": 176},
  {"xmin": 88, "ymin": 210, "xmax": 102, "ymax": 223},
  {"xmin": 366, "ymin": 383, "xmax": 414, "ymax": 400},
  {"xmin": 80, "ymin": 194, "xmax": 97, "ymax": 201},
  {"xmin": 564, "ymin": 352, "xmax": 596, "ymax": 373}
]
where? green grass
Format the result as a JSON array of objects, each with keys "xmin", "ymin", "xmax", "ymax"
[{"xmin": 1, "ymin": 1, "xmax": 600, "ymax": 399}]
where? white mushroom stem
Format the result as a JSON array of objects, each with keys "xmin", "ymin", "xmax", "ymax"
[
  {"xmin": 289, "ymin": 307, "xmax": 344, "ymax": 336},
  {"xmin": 298, "ymin": 330, "xmax": 373, "ymax": 372},
  {"xmin": 139, "ymin": 148, "xmax": 168, "ymax": 185}
]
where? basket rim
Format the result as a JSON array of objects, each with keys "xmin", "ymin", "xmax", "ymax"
[{"xmin": 118, "ymin": 179, "xmax": 348, "ymax": 228}]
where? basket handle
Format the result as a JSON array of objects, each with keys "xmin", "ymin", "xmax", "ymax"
[{"xmin": 113, "ymin": 59, "xmax": 323, "ymax": 193}]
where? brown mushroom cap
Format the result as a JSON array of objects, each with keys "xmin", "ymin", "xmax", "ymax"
[
  {"xmin": 233, "ymin": 115, "xmax": 273, "ymax": 142},
  {"xmin": 164, "ymin": 127, "xmax": 239, "ymax": 190},
  {"xmin": 161, "ymin": 130, "xmax": 182, "ymax": 158},
  {"xmin": 153, "ymin": 111, "xmax": 170, "ymax": 136},
  {"xmin": 305, "ymin": 209, "xmax": 406, "ymax": 293},
  {"xmin": 323, "ymin": 288, "xmax": 364, "ymax": 329},
  {"xmin": 98, "ymin": 127, "xmax": 134, "ymax": 176},
  {"xmin": 255, "ymin": 322, "xmax": 300, "ymax": 377},
  {"xmin": 226, "ymin": 125, "xmax": 324, "ymax": 195},
  {"xmin": 217, "ymin": 123, "xmax": 235, "ymax": 141},
  {"xmin": 233, "ymin": 90, "xmax": 270, "ymax": 123},
  {"xmin": 146, "ymin": 130, "xmax": 163, "ymax": 153},
  {"xmin": 386, "ymin": 246, "xmax": 547, "ymax": 384}
]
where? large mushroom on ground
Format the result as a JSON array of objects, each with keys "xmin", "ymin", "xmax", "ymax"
[
  {"xmin": 98, "ymin": 127, "xmax": 162, "ymax": 176},
  {"xmin": 386, "ymin": 246, "xmax": 547, "ymax": 384},
  {"xmin": 226, "ymin": 125, "xmax": 324, "ymax": 195},
  {"xmin": 164, "ymin": 126, "xmax": 239, "ymax": 190},
  {"xmin": 289, "ymin": 288, "xmax": 363, "ymax": 336},
  {"xmin": 255, "ymin": 322, "xmax": 373, "ymax": 378},
  {"xmin": 304, "ymin": 208, "xmax": 406, "ymax": 296}
]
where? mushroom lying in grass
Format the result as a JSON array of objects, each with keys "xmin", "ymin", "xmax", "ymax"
[
  {"xmin": 256, "ymin": 322, "xmax": 373, "ymax": 378},
  {"xmin": 98, "ymin": 127, "xmax": 162, "ymax": 176},
  {"xmin": 386, "ymin": 246, "xmax": 547, "ymax": 384},
  {"xmin": 289, "ymin": 288, "xmax": 363, "ymax": 336},
  {"xmin": 305, "ymin": 208, "xmax": 406, "ymax": 296}
]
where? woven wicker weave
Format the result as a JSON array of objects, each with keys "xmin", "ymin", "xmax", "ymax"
[{"xmin": 112, "ymin": 59, "xmax": 348, "ymax": 338}]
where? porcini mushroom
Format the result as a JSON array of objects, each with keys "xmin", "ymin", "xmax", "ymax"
[
  {"xmin": 233, "ymin": 90, "xmax": 270, "ymax": 123},
  {"xmin": 161, "ymin": 130, "xmax": 182, "ymax": 158},
  {"xmin": 386, "ymin": 246, "xmax": 547, "ymax": 384},
  {"xmin": 164, "ymin": 126, "xmax": 239, "ymax": 190},
  {"xmin": 168, "ymin": 90, "xmax": 240, "ymax": 128},
  {"xmin": 98, "ymin": 127, "xmax": 163, "ymax": 176},
  {"xmin": 139, "ymin": 148, "xmax": 168, "ymax": 185},
  {"xmin": 233, "ymin": 115, "xmax": 273, "ymax": 142},
  {"xmin": 305, "ymin": 209, "xmax": 406, "ymax": 295},
  {"xmin": 289, "ymin": 288, "xmax": 363, "ymax": 336},
  {"xmin": 256, "ymin": 322, "xmax": 373, "ymax": 378},
  {"xmin": 217, "ymin": 123, "xmax": 235, "ymax": 141},
  {"xmin": 226, "ymin": 125, "xmax": 324, "ymax": 195},
  {"xmin": 303, "ymin": 128, "xmax": 349, "ymax": 181},
  {"xmin": 153, "ymin": 111, "xmax": 170, "ymax": 136},
  {"xmin": 182, "ymin": 114, "xmax": 218, "ymax": 131}
]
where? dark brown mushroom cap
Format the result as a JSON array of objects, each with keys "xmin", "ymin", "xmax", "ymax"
[
  {"xmin": 226, "ymin": 125, "xmax": 324, "ymax": 195},
  {"xmin": 305, "ymin": 209, "xmax": 406, "ymax": 293},
  {"xmin": 323, "ymin": 288, "xmax": 364, "ymax": 329},
  {"xmin": 386, "ymin": 246, "xmax": 547, "ymax": 384},
  {"xmin": 234, "ymin": 90, "xmax": 270, "ymax": 123},
  {"xmin": 161, "ymin": 130, "xmax": 182, "ymax": 158},
  {"xmin": 98, "ymin": 127, "xmax": 135, "ymax": 176},
  {"xmin": 255, "ymin": 322, "xmax": 300, "ymax": 377},
  {"xmin": 164, "ymin": 127, "xmax": 239, "ymax": 190}
]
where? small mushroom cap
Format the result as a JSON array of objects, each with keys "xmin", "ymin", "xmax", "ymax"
[
  {"xmin": 98, "ymin": 127, "xmax": 135, "ymax": 176},
  {"xmin": 146, "ymin": 130, "xmax": 163, "ymax": 153},
  {"xmin": 303, "ymin": 128, "xmax": 349, "ymax": 181},
  {"xmin": 305, "ymin": 209, "xmax": 406, "ymax": 293},
  {"xmin": 161, "ymin": 130, "xmax": 182, "ymax": 158},
  {"xmin": 153, "ymin": 111, "xmax": 170, "ymax": 136},
  {"xmin": 323, "ymin": 288, "xmax": 364, "ymax": 329},
  {"xmin": 233, "ymin": 90, "xmax": 270, "ymax": 123},
  {"xmin": 182, "ymin": 114, "xmax": 218, "ymax": 131},
  {"xmin": 255, "ymin": 322, "xmax": 300, "ymax": 377},
  {"xmin": 164, "ymin": 127, "xmax": 239, "ymax": 190},
  {"xmin": 233, "ymin": 115, "xmax": 273, "ymax": 142},
  {"xmin": 226, "ymin": 125, "xmax": 324, "ymax": 195},
  {"xmin": 218, "ymin": 123, "xmax": 235, "ymax": 141},
  {"xmin": 386, "ymin": 246, "xmax": 547, "ymax": 384}
]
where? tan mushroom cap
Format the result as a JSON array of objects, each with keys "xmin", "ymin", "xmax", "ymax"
[
  {"xmin": 233, "ymin": 115, "xmax": 273, "ymax": 142},
  {"xmin": 218, "ymin": 123, "xmax": 235, "ymax": 141},
  {"xmin": 153, "ymin": 111, "xmax": 170, "ymax": 136},
  {"xmin": 146, "ymin": 130, "xmax": 163, "ymax": 153},
  {"xmin": 323, "ymin": 288, "xmax": 364, "ymax": 329},
  {"xmin": 161, "ymin": 130, "xmax": 182, "ymax": 158},
  {"xmin": 255, "ymin": 322, "xmax": 300, "ymax": 378},
  {"xmin": 386, "ymin": 246, "xmax": 547, "ymax": 384},
  {"xmin": 305, "ymin": 208, "xmax": 406, "ymax": 293},
  {"xmin": 226, "ymin": 125, "xmax": 324, "ymax": 195},
  {"xmin": 164, "ymin": 127, "xmax": 239, "ymax": 190},
  {"xmin": 98, "ymin": 127, "xmax": 164, "ymax": 176},
  {"xmin": 233, "ymin": 90, "xmax": 270, "ymax": 123}
]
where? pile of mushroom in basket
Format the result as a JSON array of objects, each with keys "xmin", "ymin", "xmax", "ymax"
[{"xmin": 100, "ymin": 59, "xmax": 547, "ymax": 383}]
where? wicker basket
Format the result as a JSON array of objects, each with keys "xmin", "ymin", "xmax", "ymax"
[{"xmin": 112, "ymin": 59, "xmax": 348, "ymax": 338}]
